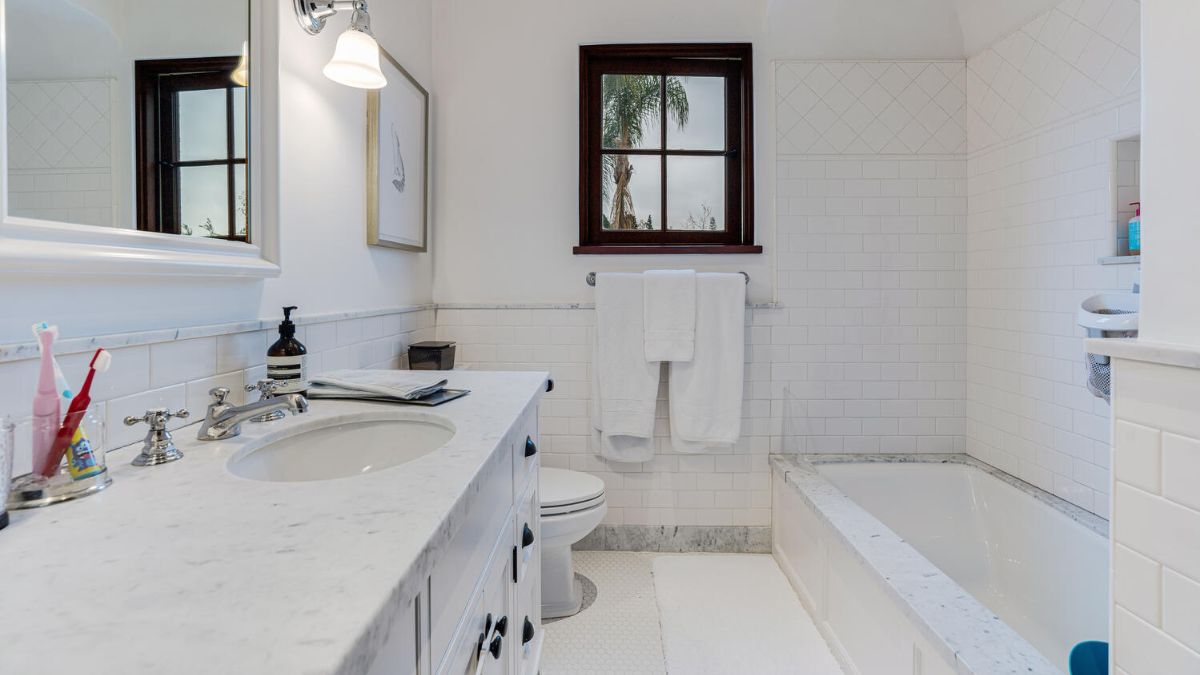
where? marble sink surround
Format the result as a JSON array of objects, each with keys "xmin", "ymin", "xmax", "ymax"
[
  {"xmin": 772, "ymin": 454, "xmax": 1061, "ymax": 675},
  {"xmin": 0, "ymin": 370, "xmax": 547, "ymax": 675}
]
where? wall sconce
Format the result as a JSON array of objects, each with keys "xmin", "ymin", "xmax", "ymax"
[
  {"xmin": 293, "ymin": 0, "xmax": 388, "ymax": 89},
  {"xmin": 231, "ymin": 41, "xmax": 250, "ymax": 87}
]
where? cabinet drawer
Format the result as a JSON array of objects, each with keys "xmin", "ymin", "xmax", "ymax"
[
  {"xmin": 437, "ymin": 526, "xmax": 513, "ymax": 675},
  {"xmin": 431, "ymin": 449, "xmax": 514, "ymax": 670},
  {"xmin": 511, "ymin": 409, "xmax": 539, "ymax": 497}
]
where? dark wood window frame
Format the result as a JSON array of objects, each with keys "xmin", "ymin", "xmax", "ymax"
[
  {"xmin": 135, "ymin": 56, "xmax": 248, "ymax": 241},
  {"xmin": 576, "ymin": 43, "xmax": 760, "ymax": 255}
]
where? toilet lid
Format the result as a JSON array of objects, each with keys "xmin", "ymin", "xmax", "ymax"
[{"xmin": 540, "ymin": 468, "xmax": 605, "ymax": 508}]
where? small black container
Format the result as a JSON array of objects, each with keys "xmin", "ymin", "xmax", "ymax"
[{"xmin": 409, "ymin": 341, "xmax": 456, "ymax": 370}]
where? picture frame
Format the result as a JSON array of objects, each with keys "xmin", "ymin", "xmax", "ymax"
[{"xmin": 366, "ymin": 48, "xmax": 429, "ymax": 251}]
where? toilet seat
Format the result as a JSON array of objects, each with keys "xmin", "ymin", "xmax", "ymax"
[{"xmin": 540, "ymin": 468, "xmax": 605, "ymax": 517}]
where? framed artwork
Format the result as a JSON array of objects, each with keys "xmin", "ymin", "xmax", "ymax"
[{"xmin": 367, "ymin": 48, "xmax": 429, "ymax": 251}]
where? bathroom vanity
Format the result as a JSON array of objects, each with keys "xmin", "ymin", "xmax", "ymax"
[{"xmin": 0, "ymin": 371, "xmax": 547, "ymax": 675}]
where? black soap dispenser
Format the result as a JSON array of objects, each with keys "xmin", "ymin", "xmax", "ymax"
[{"xmin": 268, "ymin": 306, "xmax": 308, "ymax": 395}]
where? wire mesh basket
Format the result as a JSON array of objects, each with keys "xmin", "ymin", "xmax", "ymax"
[{"xmin": 1079, "ymin": 299, "xmax": 1138, "ymax": 402}]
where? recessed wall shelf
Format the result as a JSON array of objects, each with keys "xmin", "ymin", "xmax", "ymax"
[{"xmin": 1099, "ymin": 255, "xmax": 1140, "ymax": 265}]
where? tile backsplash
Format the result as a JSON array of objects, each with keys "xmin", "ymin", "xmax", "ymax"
[{"xmin": 0, "ymin": 307, "xmax": 435, "ymax": 475}]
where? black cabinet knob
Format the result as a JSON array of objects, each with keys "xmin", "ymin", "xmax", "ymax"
[
  {"xmin": 522, "ymin": 523, "xmax": 535, "ymax": 548},
  {"xmin": 483, "ymin": 613, "xmax": 492, "ymax": 635},
  {"xmin": 545, "ymin": 378, "xmax": 555, "ymax": 392},
  {"xmin": 522, "ymin": 617, "xmax": 535, "ymax": 645},
  {"xmin": 494, "ymin": 615, "xmax": 508, "ymax": 638},
  {"xmin": 489, "ymin": 634, "xmax": 503, "ymax": 659},
  {"xmin": 524, "ymin": 437, "xmax": 537, "ymax": 457}
]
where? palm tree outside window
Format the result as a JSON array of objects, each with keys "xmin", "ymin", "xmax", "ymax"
[{"xmin": 577, "ymin": 44, "xmax": 759, "ymax": 254}]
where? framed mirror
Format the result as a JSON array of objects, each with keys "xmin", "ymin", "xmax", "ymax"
[{"xmin": 0, "ymin": 0, "xmax": 279, "ymax": 277}]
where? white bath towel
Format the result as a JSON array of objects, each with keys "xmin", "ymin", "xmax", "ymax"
[
  {"xmin": 591, "ymin": 273, "xmax": 660, "ymax": 462},
  {"xmin": 669, "ymin": 273, "xmax": 745, "ymax": 452},
  {"xmin": 643, "ymin": 269, "xmax": 696, "ymax": 363}
]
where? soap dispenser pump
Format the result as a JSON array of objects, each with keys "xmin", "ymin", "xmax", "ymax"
[{"xmin": 267, "ymin": 306, "xmax": 308, "ymax": 395}]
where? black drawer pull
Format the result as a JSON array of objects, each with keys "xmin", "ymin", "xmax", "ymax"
[
  {"xmin": 525, "ymin": 437, "xmax": 537, "ymax": 457},
  {"xmin": 522, "ymin": 617, "xmax": 535, "ymax": 645},
  {"xmin": 489, "ymin": 634, "xmax": 503, "ymax": 659},
  {"xmin": 522, "ymin": 523, "xmax": 535, "ymax": 548},
  {"xmin": 494, "ymin": 615, "xmax": 508, "ymax": 638},
  {"xmin": 546, "ymin": 378, "xmax": 554, "ymax": 392}
]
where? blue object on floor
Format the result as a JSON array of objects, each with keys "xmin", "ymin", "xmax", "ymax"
[{"xmin": 1069, "ymin": 641, "xmax": 1108, "ymax": 675}]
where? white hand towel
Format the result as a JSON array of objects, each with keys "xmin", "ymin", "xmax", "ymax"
[
  {"xmin": 644, "ymin": 269, "xmax": 696, "ymax": 363},
  {"xmin": 591, "ymin": 273, "xmax": 660, "ymax": 462},
  {"xmin": 669, "ymin": 273, "xmax": 745, "ymax": 452}
]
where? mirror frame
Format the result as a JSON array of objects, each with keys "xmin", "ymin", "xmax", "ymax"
[{"xmin": 0, "ymin": 0, "xmax": 280, "ymax": 277}]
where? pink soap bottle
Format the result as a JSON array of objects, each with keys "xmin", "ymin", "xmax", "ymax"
[{"xmin": 31, "ymin": 329, "xmax": 61, "ymax": 475}]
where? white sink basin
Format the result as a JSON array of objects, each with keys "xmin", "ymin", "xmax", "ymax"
[{"xmin": 227, "ymin": 415, "xmax": 455, "ymax": 483}]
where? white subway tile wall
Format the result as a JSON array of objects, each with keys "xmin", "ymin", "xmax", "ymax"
[
  {"xmin": 436, "ymin": 307, "xmax": 774, "ymax": 529},
  {"xmin": 0, "ymin": 309, "xmax": 435, "ymax": 476},
  {"xmin": 1111, "ymin": 359, "xmax": 1200, "ymax": 674},
  {"xmin": 777, "ymin": 60, "xmax": 969, "ymax": 461},
  {"xmin": 964, "ymin": 0, "xmax": 1141, "ymax": 516}
]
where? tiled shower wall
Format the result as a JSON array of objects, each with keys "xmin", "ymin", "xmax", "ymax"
[
  {"xmin": 964, "ymin": 0, "xmax": 1141, "ymax": 515},
  {"xmin": 0, "ymin": 308, "xmax": 435, "ymax": 476},
  {"xmin": 774, "ymin": 60, "xmax": 968, "ymax": 457},
  {"xmin": 6, "ymin": 79, "xmax": 115, "ymax": 227}
]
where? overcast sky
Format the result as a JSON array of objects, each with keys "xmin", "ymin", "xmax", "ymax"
[{"xmin": 603, "ymin": 76, "xmax": 726, "ymax": 230}]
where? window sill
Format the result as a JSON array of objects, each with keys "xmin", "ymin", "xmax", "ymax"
[{"xmin": 573, "ymin": 244, "xmax": 763, "ymax": 255}]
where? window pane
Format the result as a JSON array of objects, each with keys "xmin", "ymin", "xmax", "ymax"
[
  {"xmin": 601, "ymin": 154, "xmax": 660, "ymax": 230},
  {"xmin": 234, "ymin": 164, "xmax": 248, "ymax": 237},
  {"xmin": 667, "ymin": 155, "xmax": 724, "ymax": 231},
  {"xmin": 601, "ymin": 74, "xmax": 661, "ymax": 150},
  {"xmin": 179, "ymin": 165, "xmax": 229, "ymax": 237},
  {"xmin": 667, "ymin": 76, "xmax": 725, "ymax": 150},
  {"xmin": 232, "ymin": 87, "xmax": 247, "ymax": 160},
  {"xmin": 178, "ymin": 88, "xmax": 228, "ymax": 161}
]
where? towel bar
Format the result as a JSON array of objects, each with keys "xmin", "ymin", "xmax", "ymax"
[{"xmin": 585, "ymin": 271, "xmax": 749, "ymax": 286}]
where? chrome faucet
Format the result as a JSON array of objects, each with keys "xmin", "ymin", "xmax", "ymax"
[{"xmin": 197, "ymin": 387, "xmax": 308, "ymax": 441}]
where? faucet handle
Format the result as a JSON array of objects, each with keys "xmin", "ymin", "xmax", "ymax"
[
  {"xmin": 208, "ymin": 387, "xmax": 232, "ymax": 405},
  {"xmin": 124, "ymin": 408, "xmax": 188, "ymax": 467},
  {"xmin": 245, "ymin": 379, "xmax": 282, "ymax": 399},
  {"xmin": 124, "ymin": 407, "xmax": 189, "ymax": 430}
]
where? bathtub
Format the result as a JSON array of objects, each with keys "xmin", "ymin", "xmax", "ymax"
[{"xmin": 771, "ymin": 454, "xmax": 1109, "ymax": 675}]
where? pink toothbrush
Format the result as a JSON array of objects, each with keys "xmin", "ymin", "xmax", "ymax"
[{"xmin": 31, "ymin": 328, "xmax": 60, "ymax": 475}]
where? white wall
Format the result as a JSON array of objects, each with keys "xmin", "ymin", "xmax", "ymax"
[
  {"xmin": 1138, "ymin": 0, "xmax": 1200, "ymax": 347},
  {"xmin": 430, "ymin": 0, "xmax": 774, "ymax": 306},
  {"xmin": 428, "ymin": 0, "xmax": 1058, "ymax": 306},
  {"xmin": 0, "ymin": 0, "xmax": 435, "ymax": 344}
]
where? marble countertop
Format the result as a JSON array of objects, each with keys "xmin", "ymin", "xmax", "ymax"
[
  {"xmin": 1085, "ymin": 337, "xmax": 1200, "ymax": 370},
  {"xmin": 0, "ymin": 370, "xmax": 547, "ymax": 675}
]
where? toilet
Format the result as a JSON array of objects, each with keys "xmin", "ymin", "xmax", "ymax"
[{"xmin": 539, "ymin": 468, "xmax": 607, "ymax": 619}]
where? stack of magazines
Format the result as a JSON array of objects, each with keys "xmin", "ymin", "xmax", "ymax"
[{"xmin": 308, "ymin": 370, "xmax": 468, "ymax": 405}]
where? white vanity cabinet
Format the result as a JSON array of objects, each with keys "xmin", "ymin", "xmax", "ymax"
[{"xmin": 367, "ymin": 404, "xmax": 542, "ymax": 675}]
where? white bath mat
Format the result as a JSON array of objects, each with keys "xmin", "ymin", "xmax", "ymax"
[{"xmin": 652, "ymin": 555, "xmax": 843, "ymax": 675}]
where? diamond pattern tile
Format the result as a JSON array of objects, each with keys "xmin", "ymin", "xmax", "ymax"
[
  {"xmin": 966, "ymin": 0, "xmax": 1140, "ymax": 151},
  {"xmin": 776, "ymin": 61, "xmax": 966, "ymax": 156},
  {"xmin": 7, "ymin": 79, "xmax": 113, "ymax": 170}
]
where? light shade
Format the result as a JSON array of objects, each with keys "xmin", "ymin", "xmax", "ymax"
[
  {"xmin": 322, "ymin": 29, "xmax": 387, "ymax": 90},
  {"xmin": 231, "ymin": 41, "xmax": 249, "ymax": 87}
]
